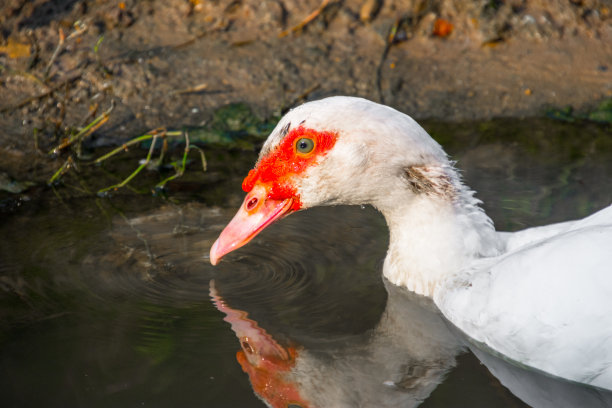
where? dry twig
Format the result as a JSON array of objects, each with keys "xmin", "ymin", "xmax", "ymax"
[
  {"xmin": 48, "ymin": 102, "xmax": 114, "ymax": 155},
  {"xmin": 44, "ymin": 21, "xmax": 88, "ymax": 80},
  {"xmin": 279, "ymin": 0, "xmax": 335, "ymax": 38}
]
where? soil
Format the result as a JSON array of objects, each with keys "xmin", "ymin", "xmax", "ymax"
[{"xmin": 0, "ymin": 0, "xmax": 611, "ymax": 187}]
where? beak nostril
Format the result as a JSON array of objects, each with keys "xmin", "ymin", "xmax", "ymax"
[
  {"xmin": 246, "ymin": 197, "xmax": 259, "ymax": 211},
  {"xmin": 242, "ymin": 340, "xmax": 254, "ymax": 354}
]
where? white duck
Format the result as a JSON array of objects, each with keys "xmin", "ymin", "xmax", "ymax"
[{"xmin": 209, "ymin": 96, "xmax": 612, "ymax": 391}]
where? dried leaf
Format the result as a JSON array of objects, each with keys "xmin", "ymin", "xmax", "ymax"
[{"xmin": 0, "ymin": 38, "xmax": 31, "ymax": 59}]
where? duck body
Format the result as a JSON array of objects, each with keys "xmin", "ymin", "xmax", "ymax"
[
  {"xmin": 210, "ymin": 96, "xmax": 612, "ymax": 390},
  {"xmin": 438, "ymin": 205, "xmax": 612, "ymax": 389}
]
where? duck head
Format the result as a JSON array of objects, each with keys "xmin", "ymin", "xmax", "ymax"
[{"xmin": 209, "ymin": 96, "xmax": 452, "ymax": 266}]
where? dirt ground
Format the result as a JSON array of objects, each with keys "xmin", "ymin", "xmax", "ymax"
[{"xmin": 1, "ymin": 0, "xmax": 611, "ymax": 184}]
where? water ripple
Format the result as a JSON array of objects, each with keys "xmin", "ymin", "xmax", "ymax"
[{"xmin": 87, "ymin": 203, "xmax": 390, "ymax": 338}]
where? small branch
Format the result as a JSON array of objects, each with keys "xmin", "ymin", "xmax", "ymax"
[
  {"xmin": 377, "ymin": 16, "xmax": 407, "ymax": 104},
  {"xmin": 155, "ymin": 131, "xmax": 190, "ymax": 188},
  {"xmin": 48, "ymin": 102, "xmax": 114, "ymax": 155},
  {"xmin": 155, "ymin": 131, "xmax": 207, "ymax": 189},
  {"xmin": 44, "ymin": 27, "xmax": 65, "ymax": 79},
  {"xmin": 44, "ymin": 21, "xmax": 88, "ymax": 80},
  {"xmin": 279, "ymin": 0, "xmax": 334, "ymax": 38},
  {"xmin": 48, "ymin": 156, "xmax": 77, "ymax": 184},
  {"xmin": 172, "ymin": 83, "xmax": 208, "ymax": 95},
  {"xmin": 192, "ymin": 145, "xmax": 207, "ymax": 172}
]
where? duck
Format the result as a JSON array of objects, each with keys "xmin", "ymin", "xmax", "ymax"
[{"xmin": 209, "ymin": 96, "xmax": 612, "ymax": 391}]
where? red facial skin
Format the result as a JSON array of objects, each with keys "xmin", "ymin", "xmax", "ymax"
[
  {"xmin": 209, "ymin": 126, "xmax": 338, "ymax": 265},
  {"xmin": 242, "ymin": 126, "xmax": 339, "ymax": 210}
]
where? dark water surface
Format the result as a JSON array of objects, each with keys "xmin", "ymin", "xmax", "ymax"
[{"xmin": 1, "ymin": 118, "xmax": 611, "ymax": 407}]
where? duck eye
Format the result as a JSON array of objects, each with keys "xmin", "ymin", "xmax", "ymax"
[{"xmin": 295, "ymin": 138, "xmax": 315, "ymax": 154}]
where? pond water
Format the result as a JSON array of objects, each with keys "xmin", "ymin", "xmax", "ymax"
[{"xmin": 1, "ymin": 118, "xmax": 611, "ymax": 407}]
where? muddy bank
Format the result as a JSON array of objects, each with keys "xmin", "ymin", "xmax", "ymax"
[{"xmin": 0, "ymin": 0, "xmax": 611, "ymax": 188}]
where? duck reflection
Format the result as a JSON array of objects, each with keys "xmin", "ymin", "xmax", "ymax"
[
  {"xmin": 465, "ymin": 341, "xmax": 612, "ymax": 408},
  {"xmin": 210, "ymin": 279, "xmax": 463, "ymax": 408},
  {"xmin": 210, "ymin": 281, "xmax": 308, "ymax": 407}
]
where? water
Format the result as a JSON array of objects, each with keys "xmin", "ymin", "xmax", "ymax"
[{"xmin": 0, "ymin": 118, "xmax": 611, "ymax": 407}]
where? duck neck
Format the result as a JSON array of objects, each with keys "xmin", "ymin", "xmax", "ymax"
[{"xmin": 377, "ymin": 179, "xmax": 501, "ymax": 297}]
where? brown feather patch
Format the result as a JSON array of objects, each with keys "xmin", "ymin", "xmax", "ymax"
[{"xmin": 404, "ymin": 165, "xmax": 456, "ymax": 199}]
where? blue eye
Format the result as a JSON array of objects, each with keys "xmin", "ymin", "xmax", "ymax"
[{"xmin": 295, "ymin": 138, "xmax": 315, "ymax": 154}]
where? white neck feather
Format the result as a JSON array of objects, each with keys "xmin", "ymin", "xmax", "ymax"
[{"xmin": 377, "ymin": 168, "xmax": 502, "ymax": 297}]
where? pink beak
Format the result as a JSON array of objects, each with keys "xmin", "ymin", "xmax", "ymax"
[{"xmin": 209, "ymin": 184, "xmax": 294, "ymax": 265}]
